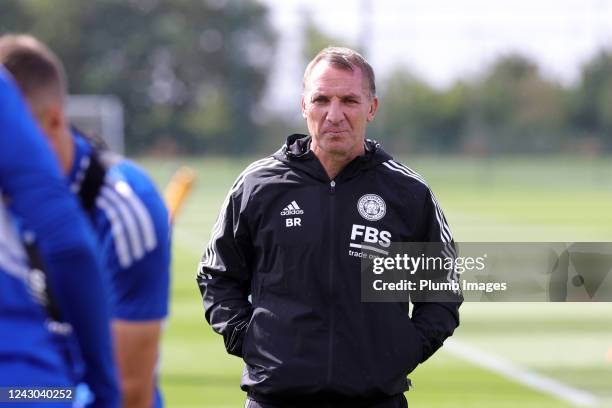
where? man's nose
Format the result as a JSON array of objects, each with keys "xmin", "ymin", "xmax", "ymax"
[{"xmin": 326, "ymin": 99, "xmax": 344, "ymax": 124}]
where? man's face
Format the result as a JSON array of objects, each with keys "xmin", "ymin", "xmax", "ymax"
[
  {"xmin": 30, "ymin": 103, "xmax": 66, "ymax": 170},
  {"xmin": 302, "ymin": 61, "xmax": 378, "ymax": 158},
  {"xmin": 28, "ymin": 98, "xmax": 72, "ymax": 174}
]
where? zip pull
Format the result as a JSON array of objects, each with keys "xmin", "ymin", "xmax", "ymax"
[{"xmin": 330, "ymin": 180, "xmax": 336, "ymax": 193}]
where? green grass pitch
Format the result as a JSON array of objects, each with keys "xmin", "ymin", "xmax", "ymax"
[{"xmin": 138, "ymin": 155, "xmax": 612, "ymax": 407}]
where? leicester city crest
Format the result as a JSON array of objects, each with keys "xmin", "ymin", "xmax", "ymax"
[{"xmin": 357, "ymin": 194, "xmax": 386, "ymax": 221}]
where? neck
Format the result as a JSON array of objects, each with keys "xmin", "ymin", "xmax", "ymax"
[
  {"xmin": 312, "ymin": 144, "xmax": 364, "ymax": 180},
  {"xmin": 58, "ymin": 127, "xmax": 76, "ymax": 174}
]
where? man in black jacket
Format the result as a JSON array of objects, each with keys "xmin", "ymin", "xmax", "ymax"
[{"xmin": 197, "ymin": 47, "xmax": 461, "ymax": 408}]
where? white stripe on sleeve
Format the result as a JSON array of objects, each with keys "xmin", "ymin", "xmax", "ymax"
[
  {"xmin": 100, "ymin": 186, "xmax": 145, "ymax": 260},
  {"xmin": 97, "ymin": 194, "xmax": 132, "ymax": 267},
  {"xmin": 200, "ymin": 157, "xmax": 281, "ymax": 274}
]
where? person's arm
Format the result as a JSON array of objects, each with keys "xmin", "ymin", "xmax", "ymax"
[
  {"xmin": 410, "ymin": 188, "xmax": 462, "ymax": 363},
  {"xmin": 197, "ymin": 180, "xmax": 253, "ymax": 357},
  {"xmin": 99, "ymin": 165, "xmax": 170, "ymax": 408},
  {"xmin": 113, "ymin": 320, "xmax": 161, "ymax": 408},
  {"xmin": 0, "ymin": 68, "xmax": 120, "ymax": 407}
]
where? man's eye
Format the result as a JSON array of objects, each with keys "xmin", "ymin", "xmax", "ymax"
[
  {"xmin": 313, "ymin": 97, "xmax": 328, "ymax": 104},
  {"xmin": 344, "ymin": 99, "xmax": 359, "ymax": 104}
]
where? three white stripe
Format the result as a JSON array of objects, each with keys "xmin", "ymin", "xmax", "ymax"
[
  {"xmin": 96, "ymin": 179, "xmax": 157, "ymax": 268},
  {"xmin": 199, "ymin": 157, "xmax": 282, "ymax": 279},
  {"xmin": 382, "ymin": 160, "xmax": 459, "ymax": 286},
  {"xmin": 382, "ymin": 160, "xmax": 453, "ymax": 242},
  {"xmin": 203, "ymin": 157, "xmax": 282, "ymax": 269}
]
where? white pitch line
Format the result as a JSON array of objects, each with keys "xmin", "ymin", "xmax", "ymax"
[{"xmin": 443, "ymin": 338, "xmax": 599, "ymax": 407}]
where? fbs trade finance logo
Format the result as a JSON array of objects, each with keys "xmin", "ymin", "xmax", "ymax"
[{"xmin": 280, "ymin": 200, "xmax": 304, "ymax": 216}]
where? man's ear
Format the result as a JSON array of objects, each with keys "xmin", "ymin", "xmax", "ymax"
[
  {"xmin": 367, "ymin": 96, "xmax": 378, "ymax": 122},
  {"xmin": 37, "ymin": 104, "xmax": 65, "ymax": 140},
  {"xmin": 35, "ymin": 103, "xmax": 73, "ymax": 173}
]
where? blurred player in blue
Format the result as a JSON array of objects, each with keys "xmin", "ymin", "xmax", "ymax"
[
  {"xmin": 0, "ymin": 67, "xmax": 120, "ymax": 406},
  {"xmin": 0, "ymin": 35, "xmax": 171, "ymax": 408}
]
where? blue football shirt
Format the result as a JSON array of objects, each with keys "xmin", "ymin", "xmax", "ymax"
[{"xmin": 0, "ymin": 68, "xmax": 119, "ymax": 407}]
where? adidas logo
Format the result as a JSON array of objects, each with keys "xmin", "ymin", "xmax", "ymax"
[{"xmin": 280, "ymin": 200, "xmax": 304, "ymax": 216}]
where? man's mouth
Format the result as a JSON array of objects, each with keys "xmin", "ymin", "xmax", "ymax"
[{"xmin": 324, "ymin": 129, "xmax": 348, "ymax": 137}]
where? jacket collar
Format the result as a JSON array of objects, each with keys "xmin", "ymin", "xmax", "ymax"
[{"xmin": 273, "ymin": 134, "xmax": 393, "ymax": 182}]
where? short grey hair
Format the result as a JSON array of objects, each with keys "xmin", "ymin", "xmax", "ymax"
[{"xmin": 303, "ymin": 46, "xmax": 376, "ymax": 97}]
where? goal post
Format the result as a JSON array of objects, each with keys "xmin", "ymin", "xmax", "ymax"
[{"xmin": 66, "ymin": 95, "xmax": 125, "ymax": 154}]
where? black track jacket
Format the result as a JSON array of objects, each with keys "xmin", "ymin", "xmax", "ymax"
[{"xmin": 197, "ymin": 134, "xmax": 461, "ymax": 404}]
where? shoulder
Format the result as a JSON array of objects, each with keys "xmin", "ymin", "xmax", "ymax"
[
  {"xmin": 103, "ymin": 160, "xmax": 167, "ymax": 216},
  {"xmin": 230, "ymin": 156, "xmax": 286, "ymax": 195},
  {"xmin": 95, "ymin": 159, "xmax": 169, "ymax": 269},
  {"xmin": 377, "ymin": 158, "xmax": 431, "ymax": 194},
  {"xmin": 106, "ymin": 160, "xmax": 162, "ymax": 199}
]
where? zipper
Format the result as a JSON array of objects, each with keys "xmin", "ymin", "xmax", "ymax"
[{"xmin": 326, "ymin": 179, "xmax": 336, "ymax": 385}]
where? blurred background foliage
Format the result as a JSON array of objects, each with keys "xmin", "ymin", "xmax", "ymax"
[
  {"xmin": 0, "ymin": 0, "xmax": 276, "ymax": 154},
  {"xmin": 1, "ymin": 0, "xmax": 612, "ymax": 155}
]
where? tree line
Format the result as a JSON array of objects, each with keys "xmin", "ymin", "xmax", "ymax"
[
  {"xmin": 2, "ymin": 0, "xmax": 611, "ymax": 155},
  {"xmin": 369, "ymin": 52, "xmax": 612, "ymax": 155}
]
